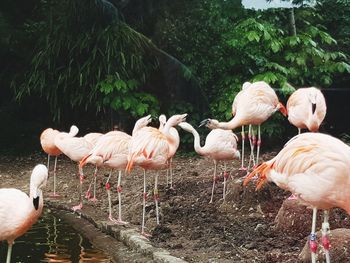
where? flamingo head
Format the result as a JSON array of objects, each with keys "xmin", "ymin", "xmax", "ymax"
[
  {"xmin": 167, "ymin": 114, "xmax": 187, "ymax": 127},
  {"xmin": 30, "ymin": 164, "xmax": 48, "ymax": 210}
]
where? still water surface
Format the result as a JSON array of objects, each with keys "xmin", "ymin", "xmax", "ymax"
[{"xmin": 0, "ymin": 210, "xmax": 111, "ymax": 262}]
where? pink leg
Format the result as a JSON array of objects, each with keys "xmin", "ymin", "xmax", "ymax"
[
  {"xmin": 50, "ymin": 156, "xmax": 60, "ymax": 197},
  {"xmin": 88, "ymin": 167, "xmax": 98, "ymax": 202},
  {"xmin": 154, "ymin": 172, "xmax": 160, "ymax": 225},
  {"xmin": 239, "ymin": 126, "xmax": 247, "ymax": 171},
  {"xmin": 222, "ymin": 163, "xmax": 229, "ymax": 201},
  {"xmin": 255, "ymin": 125, "xmax": 261, "ymax": 167},
  {"xmin": 169, "ymin": 158, "xmax": 174, "ymax": 189},
  {"xmin": 209, "ymin": 161, "xmax": 218, "ymax": 204},
  {"xmin": 309, "ymin": 208, "xmax": 318, "ymax": 263},
  {"xmin": 321, "ymin": 210, "xmax": 331, "ymax": 263},
  {"xmin": 141, "ymin": 169, "xmax": 151, "ymax": 237},
  {"xmin": 115, "ymin": 170, "xmax": 128, "ymax": 225},
  {"xmin": 72, "ymin": 166, "xmax": 84, "ymax": 211}
]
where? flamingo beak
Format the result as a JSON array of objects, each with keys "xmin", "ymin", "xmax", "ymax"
[
  {"xmin": 199, "ymin": 119, "xmax": 210, "ymax": 128},
  {"xmin": 278, "ymin": 103, "xmax": 288, "ymax": 117}
]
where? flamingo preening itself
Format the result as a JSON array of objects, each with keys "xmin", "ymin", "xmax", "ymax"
[
  {"xmin": 159, "ymin": 114, "xmax": 180, "ymax": 189},
  {"xmin": 126, "ymin": 114, "xmax": 187, "ymax": 236},
  {"xmin": 40, "ymin": 126, "xmax": 78, "ymax": 196},
  {"xmin": 287, "ymin": 87, "xmax": 327, "ymax": 134},
  {"xmin": 178, "ymin": 122, "xmax": 240, "ymax": 203},
  {"xmin": 0, "ymin": 164, "xmax": 48, "ymax": 263},
  {"xmin": 244, "ymin": 132, "xmax": 350, "ymax": 263}
]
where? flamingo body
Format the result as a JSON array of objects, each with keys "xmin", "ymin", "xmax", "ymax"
[
  {"xmin": 287, "ymin": 87, "xmax": 327, "ymax": 132},
  {"xmin": 204, "ymin": 81, "xmax": 287, "ymax": 130},
  {"xmin": 178, "ymin": 122, "xmax": 240, "ymax": 202},
  {"xmin": 245, "ymin": 133, "xmax": 350, "ymax": 212},
  {"xmin": 40, "ymin": 128, "xmax": 62, "ymax": 156},
  {"xmin": 0, "ymin": 164, "xmax": 48, "ymax": 263}
]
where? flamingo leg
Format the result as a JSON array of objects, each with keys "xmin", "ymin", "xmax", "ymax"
[
  {"xmin": 141, "ymin": 169, "xmax": 151, "ymax": 237},
  {"xmin": 321, "ymin": 210, "xmax": 331, "ymax": 263},
  {"xmin": 169, "ymin": 158, "xmax": 174, "ymax": 189},
  {"xmin": 222, "ymin": 162, "xmax": 229, "ymax": 201},
  {"xmin": 6, "ymin": 242, "xmax": 13, "ymax": 263},
  {"xmin": 298, "ymin": 128, "xmax": 301, "ymax": 135},
  {"xmin": 248, "ymin": 125, "xmax": 256, "ymax": 170},
  {"xmin": 116, "ymin": 170, "xmax": 128, "ymax": 225},
  {"xmin": 166, "ymin": 163, "xmax": 169, "ymax": 187},
  {"xmin": 89, "ymin": 166, "xmax": 98, "ymax": 202},
  {"xmin": 51, "ymin": 156, "xmax": 59, "ymax": 197},
  {"xmin": 72, "ymin": 166, "xmax": 84, "ymax": 211},
  {"xmin": 105, "ymin": 171, "xmax": 118, "ymax": 223},
  {"xmin": 47, "ymin": 154, "xmax": 50, "ymax": 174},
  {"xmin": 210, "ymin": 160, "xmax": 218, "ymax": 204},
  {"xmin": 239, "ymin": 126, "xmax": 247, "ymax": 170},
  {"xmin": 309, "ymin": 207, "xmax": 318, "ymax": 263},
  {"xmin": 154, "ymin": 172, "xmax": 160, "ymax": 225},
  {"xmin": 256, "ymin": 125, "xmax": 261, "ymax": 165}
]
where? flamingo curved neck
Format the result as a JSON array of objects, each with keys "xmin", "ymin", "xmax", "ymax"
[
  {"xmin": 217, "ymin": 117, "xmax": 241, "ymax": 130},
  {"xmin": 187, "ymin": 127, "xmax": 205, "ymax": 156}
]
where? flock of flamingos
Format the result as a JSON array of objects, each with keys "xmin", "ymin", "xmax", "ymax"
[{"xmin": 1, "ymin": 80, "xmax": 349, "ymax": 263}]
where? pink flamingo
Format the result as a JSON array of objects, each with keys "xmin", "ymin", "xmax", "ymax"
[
  {"xmin": 244, "ymin": 132, "xmax": 350, "ymax": 263},
  {"xmin": 159, "ymin": 114, "xmax": 180, "ymax": 189},
  {"xmin": 201, "ymin": 81, "xmax": 287, "ymax": 167},
  {"xmin": 287, "ymin": 87, "xmax": 327, "ymax": 134},
  {"xmin": 126, "ymin": 114, "xmax": 187, "ymax": 236},
  {"xmin": 54, "ymin": 125, "xmax": 99, "ymax": 211},
  {"xmin": 178, "ymin": 122, "xmax": 240, "ymax": 203},
  {"xmin": 40, "ymin": 126, "xmax": 78, "ymax": 196},
  {"xmin": 80, "ymin": 115, "xmax": 152, "ymax": 224},
  {"xmin": 0, "ymin": 164, "xmax": 48, "ymax": 263},
  {"xmin": 232, "ymin": 82, "xmax": 252, "ymax": 170}
]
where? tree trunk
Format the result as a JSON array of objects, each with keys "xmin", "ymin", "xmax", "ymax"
[{"xmin": 289, "ymin": 7, "xmax": 297, "ymax": 36}]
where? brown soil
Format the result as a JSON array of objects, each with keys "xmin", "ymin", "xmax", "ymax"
[{"xmin": 1, "ymin": 151, "xmax": 349, "ymax": 263}]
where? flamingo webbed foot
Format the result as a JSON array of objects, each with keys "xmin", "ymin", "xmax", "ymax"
[{"xmin": 72, "ymin": 203, "xmax": 83, "ymax": 211}]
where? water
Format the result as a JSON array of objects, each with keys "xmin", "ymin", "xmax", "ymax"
[{"xmin": 0, "ymin": 211, "xmax": 111, "ymax": 263}]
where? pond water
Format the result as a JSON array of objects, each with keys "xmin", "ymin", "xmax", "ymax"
[{"xmin": 0, "ymin": 210, "xmax": 112, "ymax": 263}]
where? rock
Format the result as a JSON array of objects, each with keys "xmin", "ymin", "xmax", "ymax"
[
  {"xmin": 274, "ymin": 199, "xmax": 322, "ymax": 239},
  {"xmin": 299, "ymin": 228, "xmax": 350, "ymax": 262}
]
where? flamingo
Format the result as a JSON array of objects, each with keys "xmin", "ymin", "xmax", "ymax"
[
  {"xmin": 159, "ymin": 114, "xmax": 180, "ymax": 189},
  {"xmin": 200, "ymin": 81, "xmax": 287, "ymax": 167},
  {"xmin": 80, "ymin": 132, "xmax": 103, "ymax": 201},
  {"xmin": 79, "ymin": 115, "xmax": 152, "ymax": 224},
  {"xmin": 54, "ymin": 125, "xmax": 99, "ymax": 211},
  {"xmin": 40, "ymin": 126, "xmax": 78, "ymax": 196},
  {"xmin": 232, "ymin": 82, "xmax": 252, "ymax": 170},
  {"xmin": 243, "ymin": 132, "xmax": 350, "ymax": 263},
  {"xmin": 178, "ymin": 122, "xmax": 240, "ymax": 203},
  {"xmin": 0, "ymin": 164, "xmax": 48, "ymax": 263},
  {"xmin": 287, "ymin": 87, "xmax": 327, "ymax": 134},
  {"xmin": 126, "ymin": 113, "xmax": 187, "ymax": 236}
]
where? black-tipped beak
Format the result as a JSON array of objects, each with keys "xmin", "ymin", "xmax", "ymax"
[
  {"xmin": 33, "ymin": 196, "xmax": 40, "ymax": 210},
  {"xmin": 312, "ymin": 103, "xmax": 316, "ymax": 114},
  {"xmin": 199, "ymin": 119, "xmax": 209, "ymax": 128}
]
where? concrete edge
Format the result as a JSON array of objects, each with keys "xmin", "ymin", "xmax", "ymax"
[{"xmin": 46, "ymin": 200, "xmax": 188, "ymax": 263}]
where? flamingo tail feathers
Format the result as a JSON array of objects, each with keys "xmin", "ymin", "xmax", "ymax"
[{"xmin": 243, "ymin": 161, "xmax": 274, "ymax": 190}]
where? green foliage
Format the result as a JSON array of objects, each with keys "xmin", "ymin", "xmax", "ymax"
[
  {"xmin": 13, "ymin": 0, "xmax": 159, "ymax": 120},
  {"xmin": 97, "ymin": 75, "xmax": 159, "ymax": 117}
]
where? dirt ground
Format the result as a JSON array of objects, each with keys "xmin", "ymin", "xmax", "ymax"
[{"xmin": 1, "ymin": 150, "xmax": 350, "ymax": 263}]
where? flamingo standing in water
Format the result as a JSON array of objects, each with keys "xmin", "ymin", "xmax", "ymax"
[
  {"xmin": 201, "ymin": 81, "xmax": 287, "ymax": 167},
  {"xmin": 80, "ymin": 115, "xmax": 152, "ymax": 224},
  {"xmin": 287, "ymin": 87, "xmax": 327, "ymax": 134},
  {"xmin": 178, "ymin": 122, "xmax": 240, "ymax": 203},
  {"xmin": 244, "ymin": 132, "xmax": 350, "ymax": 263},
  {"xmin": 0, "ymin": 164, "xmax": 48, "ymax": 263},
  {"xmin": 126, "ymin": 114, "xmax": 187, "ymax": 236},
  {"xmin": 54, "ymin": 125, "xmax": 99, "ymax": 211},
  {"xmin": 159, "ymin": 114, "xmax": 180, "ymax": 189},
  {"xmin": 40, "ymin": 126, "xmax": 78, "ymax": 196}
]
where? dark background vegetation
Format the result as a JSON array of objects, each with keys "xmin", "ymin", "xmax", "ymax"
[{"xmin": 0, "ymin": 0, "xmax": 349, "ymax": 154}]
